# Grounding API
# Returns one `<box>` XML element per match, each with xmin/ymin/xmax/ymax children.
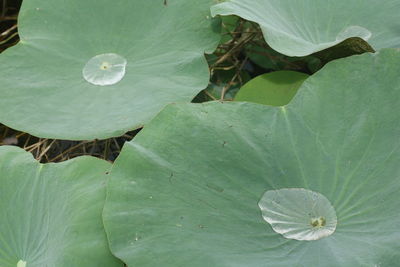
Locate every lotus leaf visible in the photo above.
<box><xmin>0</xmin><ymin>0</ymin><xmax>220</xmax><ymax>140</ymax></box>
<box><xmin>235</xmin><ymin>71</ymin><xmax>309</xmax><ymax>106</ymax></box>
<box><xmin>103</xmin><ymin>49</ymin><xmax>400</xmax><ymax>266</ymax></box>
<box><xmin>211</xmin><ymin>0</ymin><xmax>400</xmax><ymax>56</ymax></box>
<box><xmin>0</xmin><ymin>146</ymin><xmax>122</xmax><ymax>267</ymax></box>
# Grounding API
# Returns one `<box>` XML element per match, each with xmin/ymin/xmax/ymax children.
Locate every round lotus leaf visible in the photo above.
<box><xmin>211</xmin><ymin>0</ymin><xmax>400</xmax><ymax>56</ymax></box>
<box><xmin>103</xmin><ymin>49</ymin><xmax>400</xmax><ymax>266</ymax></box>
<box><xmin>0</xmin><ymin>146</ymin><xmax>123</xmax><ymax>267</ymax></box>
<box><xmin>235</xmin><ymin>71</ymin><xmax>309</xmax><ymax>106</ymax></box>
<box><xmin>0</xmin><ymin>0</ymin><xmax>220</xmax><ymax>140</ymax></box>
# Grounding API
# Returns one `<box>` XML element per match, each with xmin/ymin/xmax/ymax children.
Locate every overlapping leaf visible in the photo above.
<box><xmin>235</xmin><ymin>71</ymin><xmax>309</xmax><ymax>106</ymax></box>
<box><xmin>103</xmin><ymin>49</ymin><xmax>400</xmax><ymax>266</ymax></box>
<box><xmin>0</xmin><ymin>0</ymin><xmax>220</xmax><ymax>139</ymax></box>
<box><xmin>0</xmin><ymin>146</ymin><xmax>122</xmax><ymax>267</ymax></box>
<box><xmin>211</xmin><ymin>0</ymin><xmax>400</xmax><ymax>56</ymax></box>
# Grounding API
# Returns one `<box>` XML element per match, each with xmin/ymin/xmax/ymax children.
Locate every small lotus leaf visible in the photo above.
<box><xmin>235</xmin><ymin>71</ymin><xmax>309</xmax><ymax>106</ymax></box>
<box><xmin>0</xmin><ymin>146</ymin><xmax>122</xmax><ymax>267</ymax></box>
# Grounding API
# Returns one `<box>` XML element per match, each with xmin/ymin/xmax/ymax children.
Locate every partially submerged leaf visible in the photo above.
<box><xmin>103</xmin><ymin>49</ymin><xmax>400</xmax><ymax>266</ymax></box>
<box><xmin>0</xmin><ymin>0</ymin><xmax>220</xmax><ymax>140</ymax></box>
<box><xmin>235</xmin><ymin>71</ymin><xmax>309</xmax><ymax>106</ymax></box>
<box><xmin>0</xmin><ymin>146</ymin><xmax>122</xmax><ymax>267</ymax></box>
<box><xmin>211</xmin><ymin>0</ymin><xmax>400</xmax><ymax>56</ymax></box>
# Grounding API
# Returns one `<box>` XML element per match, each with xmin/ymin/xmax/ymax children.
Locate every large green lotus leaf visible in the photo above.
<box><xmin>0</xmin><ymin>0</ymin><xmax>220</xmax><ymax>140</ymax></box>
<box><xmin>0</xmin><ymin>146</ymin><xmax>122</xmax><ymax>267</ymax></box>
<box><xmin>211</xmin><ymin>0</ymin><xmax>400</xmax><ymax>56</ymax></box>
<box><xmin>235</xmin><ymin>71</ymin><xmax>309</xmax><ymax>106</ymax></box>
<box><xmin>103</xmin><ymin>49</ymin><xmax>400</xmax><ymax>266</ymax></box>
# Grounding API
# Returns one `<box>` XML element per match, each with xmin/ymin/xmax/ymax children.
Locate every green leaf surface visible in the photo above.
<box><xmin>0</xmin><ymin>146</ymin><xmax>122</xmax><ymax>267</ymax></box>
<box><xmin>211</xmin><ymin>0</ymin><xmax>400</xmax><ymax>56</ymax></box>
<box><xmin>0</xmin><ymin>0</ymin><xmax>220</xmax><ymax>140</ymax></box>
<box><xmin>235</xmin><ymin>71</ymin><xmax>309</xmax><ymax>106</ymax></box>
<box><xmin>103</xmin><ymin>49</ymin><xmax>400</xmax><ymax>266</ymax></box>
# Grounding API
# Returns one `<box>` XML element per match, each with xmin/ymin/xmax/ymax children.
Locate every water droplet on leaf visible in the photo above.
<box><xmin>83</xmin><ymin>53</ymin><xmax>127</xmax><ymax>86</ymax></box>
<box><xmin>17</xmin><ymin>260</ymin><xmax>27</xmax><ymax>267</ymax></box>
<box><xmin>258</xmin><ymin>188</ymin><xmax>337</xmax><ymax>241</ymax></box>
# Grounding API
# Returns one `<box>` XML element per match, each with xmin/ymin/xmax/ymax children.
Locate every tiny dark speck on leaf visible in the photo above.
<box><xmin>206</xmin><ymin>183</ymin><xmax>224</xmax><ymax>193</ymax></box>
<box><xmin>105</xmin><ymin>171</ymin><xmax>109</xmax><ymax>175</ymax></box>
<box><xmin>222</xmin><ymin>141</ymin><xmax>227</xmax><ymax>147</ymax></box>
<box><xmin>164</xmin><ymin>0</ymin><xmax>167</xmax><ymax>6</ymax></box>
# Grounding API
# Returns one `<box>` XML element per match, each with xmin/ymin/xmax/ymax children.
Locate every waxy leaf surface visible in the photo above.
<box><xmin>0</xmin><ymin>146</ymin><xmax>122</xmax><ymax>267</ymax></box>
<box><xmin>103</xmin><ymin>49</ymin><xmax>400</xmax><ymax>266</ymax></box>
<box><xmin>0</xmin><ymin>0</ymin><xmax>219</xmax><ymax>139</ymax></box>
<box><xmin>212</xmin><ymin>0</ymin><xmax>400</xmax><ymax>56</ymax></box>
